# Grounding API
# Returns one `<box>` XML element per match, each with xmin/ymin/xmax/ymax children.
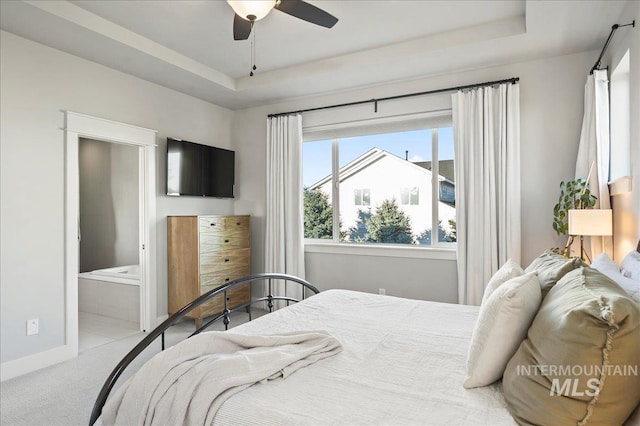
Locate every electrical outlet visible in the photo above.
<box><xmin>378</xmin><ymin>288</ymin><xmax>386</xmax><ymax>295</ymax></box>
<box><xmin>26</xmin><ymin>318</ymin><xmax>39</xmax><ymax>336</ymax></box>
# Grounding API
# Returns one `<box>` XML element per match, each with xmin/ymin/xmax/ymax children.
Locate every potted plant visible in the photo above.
<box><xmin>552</xmin><ymin>178</ymin><xmax>597</xmax><ymax>256</ymax></box>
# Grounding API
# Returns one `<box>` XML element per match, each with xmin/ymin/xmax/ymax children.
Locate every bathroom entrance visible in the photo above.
<box><xmin>77</xmin><ymin>138</ymin><xmax>140</xmax><ymax>351</ymax></box>
<box><xmin>64</xmin><ymin>111</ymin><xmax>157</xmax><ymax>358</ymax></box>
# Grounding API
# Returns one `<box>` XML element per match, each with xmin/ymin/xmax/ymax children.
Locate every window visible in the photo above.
<box><xmin>610</xmin><ymin>50</ymin><xmax>630</xmax><ymax>180</ymax></box>
<box><xmin>302</xmin><ymin>139</ymin><xmax>334</xmax><ymax>239</ymax></box>
<box><xmin>303</xmin><ymin>119</ymin><xmax>455</xmax><ymax>247</ymax></box>
<box><xmin>355</xmin><ymin>189</ymin><xmax>371</xmax><ymax>206</ymax></box>
<box><xmin>401</xmin><ymin>187</ymin><xmax>419</xmax><ymax>205</ymax></box>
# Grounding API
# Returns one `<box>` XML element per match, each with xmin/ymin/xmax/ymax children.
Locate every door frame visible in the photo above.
<box><xmin>64</xmin><ymin>111</ymin><xmax>157</xmax><ymax>355</ymax></box>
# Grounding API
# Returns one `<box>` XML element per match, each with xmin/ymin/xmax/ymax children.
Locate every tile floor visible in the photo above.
<box><xmin>78</xmin><ymin>311</ymin><xmax>141</xmax><ymax>353</ymax></box>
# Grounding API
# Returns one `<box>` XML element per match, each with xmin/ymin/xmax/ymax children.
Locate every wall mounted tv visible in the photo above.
<box><xmin>166</xmin><ymin>138</ymin><xmax>235</xmax><ymax>198</ymax></box>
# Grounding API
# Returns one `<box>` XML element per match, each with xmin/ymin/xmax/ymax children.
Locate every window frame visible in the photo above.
<box><xmin>354</xmin><ymin>188</ymin><xmax>371</xmax><ymax>206</ymax></box>
<box><xmin>401</xmin><ymin>187</ymin><xmax>419</xmax><ymax>205</ymax></box>
<box><xmin>303</xmin><ymin>111</ymin><xmax>456</xmax><ymax>252</ymax></box>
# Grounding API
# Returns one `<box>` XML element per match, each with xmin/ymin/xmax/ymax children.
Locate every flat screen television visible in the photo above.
<box><xmin>166</xmin><ymin>138</ymin><xmax>235</xmax><ymax>198</ymax></box>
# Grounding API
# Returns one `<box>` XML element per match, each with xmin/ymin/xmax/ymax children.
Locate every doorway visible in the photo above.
<box><xmin>64</xmin><ymin>111</ymin><xmax>157</xmax><ymax>357</ymax></box>
<box><xmin>77</xmin><ymin>138</ymin><xmax>141</xmax><ymax>351</ymax></box>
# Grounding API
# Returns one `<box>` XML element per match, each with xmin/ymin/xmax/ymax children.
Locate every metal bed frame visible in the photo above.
<box><xmin>88</xmin><ymin>273</ymin><xmax>319</xmax><ymax>426</ymax></box>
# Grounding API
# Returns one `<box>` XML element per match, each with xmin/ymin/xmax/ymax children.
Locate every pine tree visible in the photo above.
<box><xmin>446</xmin><ymin>219</ymin><xmax>457</xmax><ymax>242</ymax></box>
<box><xmin>416</xmin><ymin>221</ymin><xmax>450</xmax><ymax>245</ymax></box>
<box><xmin>347</xmin><ymin>209</ymin><xmax>372</xmax><ymax>242</ymax></box>
<box><xmin>303</xmin><ymin>188</ymin><xmax>333</xmax><ymax>239</ymax></box>
<box><xmin>365</xmin><ymin>199</ymin><xmax>414</xmax><ymax>244</ymax></box>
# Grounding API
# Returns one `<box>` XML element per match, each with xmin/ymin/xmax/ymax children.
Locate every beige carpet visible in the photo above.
<box><xmin>0</xmin><ymin>311</ymin><xmax>259</xmax><ymax>426</ymax></box>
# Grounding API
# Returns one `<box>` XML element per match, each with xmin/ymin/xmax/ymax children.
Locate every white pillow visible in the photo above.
<box><xmin>592</xmin><ymin>252</ymin><xmax>640</xmax><ymax>303</ymax></box>
<box><xmin>621</xmin><ymin>250</ymin><xmax>640</xmax><ymax>281</ymax></box>
<box><xmin>591</xmin><ymin>252</ymin><xmax>620</xmax><ymax>274</ymax></box>
<box><xmin>481</xmin><ymin>259</ymin><xmax>524</xmax><ymax>305</ymax></box>
<box><xmin>464</xmin><ymin>272</ymin><xmax>541</xmax><ymax>389</ymax></box>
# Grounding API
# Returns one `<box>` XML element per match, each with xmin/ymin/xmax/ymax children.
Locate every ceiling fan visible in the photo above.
<box><xmin>227</xmin><ymin>0</ymin><xmax>339</xmax><ymax>41</ymax></box>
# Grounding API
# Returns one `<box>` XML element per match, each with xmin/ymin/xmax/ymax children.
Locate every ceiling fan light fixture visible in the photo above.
<box><xmin>227</xmin><ymin>0</ymin><xmax>276</xmax><ymax>22</ymax></box>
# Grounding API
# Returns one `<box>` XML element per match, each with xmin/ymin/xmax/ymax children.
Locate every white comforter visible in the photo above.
<box><xmin>101</xmin><ymin>331</ymin><xmax>342</xmax><ymax>426</ymax></box>
<box><xmin>213</xmin><ymin>289</ymin><xmax>516</xmax><ymax>425</ymax></box>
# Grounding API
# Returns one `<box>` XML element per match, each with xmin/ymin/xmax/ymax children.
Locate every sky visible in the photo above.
<box><xmin>303</xmin><ymin>127</ymin><xmax>454</xmax><ymax>187</ymax></box>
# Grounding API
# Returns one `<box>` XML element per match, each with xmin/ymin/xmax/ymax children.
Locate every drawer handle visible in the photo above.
<box><xmin>236</xmin><ymin>222</ymin><xmax>240</xmax><ymax>225</ymax></box>
<box><xmin>225</xmin><ymin>278</ymin><xmax>230</xmax><ymax>282</ymax></box>
<box><xmin>210</xmin><ymin>223</ymin><xmax>216</xmax><ymax>227</ymax></box>
<box><xmin>225</xmin><ymin>258</ymin><xmax>230</xmax><ymax>262</ymax></box>
<box><xmin>226</xmin><ymin>297</ymin><xmax>230</xmax><ymax>301</ymax></box>
<box><xmin>224</xmin><ymin>239</ymin><xmax>230</xmax><ymax>243</ymax></box>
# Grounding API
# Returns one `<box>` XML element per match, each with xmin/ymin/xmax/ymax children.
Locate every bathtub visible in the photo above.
<box><xmin>82</xmin><ymin>264</ymin><xmax>140</xmax><ymax>285</ymax></box>
<box><xmin>79</xmin><ymin>265</ymin><xmax>140</xmax><ymax>324</ymax></box>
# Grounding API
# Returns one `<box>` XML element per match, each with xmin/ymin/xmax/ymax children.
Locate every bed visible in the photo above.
<box><xmin>209</xmin><ymin>289</ymin><xmax>514</xmax><ymax>425</ymax></box>
<box><xmin>90</xmin><ymin>250</ymin><xmax>640</xmax><ymax>426</ymax></box>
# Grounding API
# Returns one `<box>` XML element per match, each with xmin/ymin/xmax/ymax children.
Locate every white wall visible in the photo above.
<box><xmin>603</xmin><ymin>1</ymin><xmax>640</xmax><ymax>261</ymax></box>
<box><xmin>79</xmin><ymin>138</ymin><xmax>139</xmax><ymax>272</ymax></box>
<box><xmin>0</xmin><ymin>31</ymin><xmax>235</xmax><ymax>364</ymax></box>
<box><xmin>233</xmin><ymin>50</ymin><xmax>596</xmax><ymax>301</ymax></box>
<box><xmin>110</xmin><ymin>140</ymin><xmax>141</xmax><ymax>267</ymax></box>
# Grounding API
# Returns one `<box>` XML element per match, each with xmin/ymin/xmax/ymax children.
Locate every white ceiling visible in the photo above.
<box><xmin>0</xmin><ymin>0</ymin><xmax>629</xmax><ymax>110</ymax></box>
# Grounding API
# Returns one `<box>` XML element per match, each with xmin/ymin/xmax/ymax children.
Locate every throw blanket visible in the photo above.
<box><xmin>102</xmin><ymin>330</ymin><xmax>342</xmax><ymax>426</ymax></box>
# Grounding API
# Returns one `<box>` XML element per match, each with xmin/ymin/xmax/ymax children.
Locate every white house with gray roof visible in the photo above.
<box><xmin>309</xmin><ymin>148</ymin><xmax>456</xmax><ymax>241</ymax></box>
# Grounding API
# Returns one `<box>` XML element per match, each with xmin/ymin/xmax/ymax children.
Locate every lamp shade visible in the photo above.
<box><xmin>227</xmin><ymin>1</ymin><xmax>276</xmax><ymax>21</ymax></box>
<box><xmin>568</xmin><ymin>209</ymin><xmax>612</xmax><ymax>236</ymax></box>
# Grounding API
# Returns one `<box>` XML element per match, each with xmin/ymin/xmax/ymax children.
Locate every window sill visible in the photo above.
<box><xmin>304</xmin><ymin>242</ymin><xmax>456</xmax><ymax>260</ymax></box>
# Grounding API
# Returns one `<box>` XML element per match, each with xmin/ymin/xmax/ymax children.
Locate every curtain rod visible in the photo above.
<box><xmin>590</xmin><ymin>20</ymin><xmax>635</xmax><ymax>74</ymax></box>
<box><xmin>267</xmin><ymin>77</ymin><xmax>519</xmax><ymax>118</ymax></box>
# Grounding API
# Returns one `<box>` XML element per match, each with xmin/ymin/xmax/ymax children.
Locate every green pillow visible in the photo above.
<box><xmin>525</xmin><ymin>251</ymin><xmax>582</xmax><ymax>298</ymax></box>
<box><xmin>503</xmin><ymin>267</ymin><xmax>640</xmax><ymax>425</ymax></box>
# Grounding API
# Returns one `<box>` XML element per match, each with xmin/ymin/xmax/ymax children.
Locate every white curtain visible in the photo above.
<box><xmin>452</xmin><ymin>83</ymin><xmax>521</xmax><ymax>305</ymax></box>
<box><xmin>574</xmin><ymin>69</ymin><xmax>612</xmax><ymax>258</ymax></box>
<box><xmin>265</xmin><ymin>114</ymin><xmax>305</xmax><ymax>305</ymax></box>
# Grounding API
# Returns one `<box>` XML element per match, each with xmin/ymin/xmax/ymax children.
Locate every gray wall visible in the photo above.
<box><xmin>306</xmin><ymin>252</ymin><xmax>458</xmax><ymax>303</ymax></box>
<box><xmin>233</xmin><ymin>50</ymin><xmax>596</xmax><ymax>302</ymax></box>
<box><xmin>0</xmin><ymin>31</ymin><xmax>235</xmax><ymax>363</ymax></box>
<box><xmin>79</xmin><ymin>138</ymin><xmax>139</xmax><ymax>272</ymax></box>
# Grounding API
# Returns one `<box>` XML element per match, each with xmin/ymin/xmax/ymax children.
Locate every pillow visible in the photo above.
<box><xmin>503</xmin><ymin>267</ymin><xmax>640</xmax><ymax>425</ymax></box>
<box><xmin>591</xmin><ymin>252</ymin><xmax>620</xmax><ymax>275</ymax></box>
<box><xmin>592</xmin><ymin>252</ymin><xmax>640</xmax><ymax>303</ymax></box>
<box><xmin>525</xmin><ymin>250</ymin><xmax>581</xmax><ymax>298</ymax></box>
<box><xmin>464</xmin><ymin>272</ymin><xmax>541</xmax><ymax>389</ymax></box>
<box><xmin>621</xmin><ymin>250</ymin><xmax>640</xmax><ymax>281</ymax></box>
<box><xmin>481</xmin><ymin>259</ymin><xmax>524</xmax><ymax>305</ymax></box>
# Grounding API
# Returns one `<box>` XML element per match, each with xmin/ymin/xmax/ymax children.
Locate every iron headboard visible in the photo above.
<box><xmin>89</xmin><ymin>273</ymin><xmax>319</xmax><ymax>426</ymax></box>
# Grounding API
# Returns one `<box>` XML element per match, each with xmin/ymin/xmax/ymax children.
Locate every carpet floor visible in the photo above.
<box><xmin>1</xmin><ymin>310</ymin><xmax>259</xmax><ymax>426</ymax></box>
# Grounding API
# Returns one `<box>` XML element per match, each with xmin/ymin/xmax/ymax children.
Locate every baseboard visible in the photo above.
<box><xmin>0</xmin><ymin>344</ymin><xmax>76</xmax><ymax>382</ymax></box>
<box><xmin>154</xmin><ymin>314</ymin><xmax>168</xmax><ymax>329</ymax></box>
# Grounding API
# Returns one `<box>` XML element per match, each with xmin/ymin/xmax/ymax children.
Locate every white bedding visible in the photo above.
<box><xmin>212</xmin><ymin>289</ymin><xmax>516</xmax><ymax>425</ymax></box>
<box><xmin>102</xmin><ymin>331</ymin><xmax>342</xmax><ymax>425</ymax></box>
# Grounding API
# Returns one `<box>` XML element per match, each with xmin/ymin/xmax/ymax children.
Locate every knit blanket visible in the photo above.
<box><xmin>101</xmin><ymin>330</ymin><xmax>342</xmax><ymax>426</ymax></box>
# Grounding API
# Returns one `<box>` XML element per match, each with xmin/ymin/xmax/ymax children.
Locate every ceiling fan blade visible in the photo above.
<box><xmin>233</xmin><ymin>14</ymin><xmax>253</xmax><ymax>40</ymax></box>
<box><xmin>275</xmin><ymin>0</ymin><xmax>338</xmax><ymax>28</ymax></box>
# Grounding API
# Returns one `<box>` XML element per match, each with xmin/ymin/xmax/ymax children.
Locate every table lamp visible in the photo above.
<box><xmin>567</xmin><ymin>209</ymin><xmax>612</xmax><ymax>262</ymax></box>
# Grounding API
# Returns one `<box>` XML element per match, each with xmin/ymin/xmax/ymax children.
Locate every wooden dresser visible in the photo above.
<box><xmin>167</xmin><ymin>215</ymin><xmax>251</xmax><ymax>328</ymax></box>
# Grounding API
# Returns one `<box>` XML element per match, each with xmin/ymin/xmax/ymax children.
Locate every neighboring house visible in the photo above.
<box><xmin>309</xmin><ymin>148</ymin><xmax>456</xmax><ymax>240</ymax></box>
<box><xmin>415</xmin><ymin>160</ymin><xmax>456</xmax><ymax>205</ymax></box>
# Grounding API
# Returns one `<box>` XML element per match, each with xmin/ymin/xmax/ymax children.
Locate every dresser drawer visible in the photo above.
<box><xmin>200</xmin><ymin>266</ymin><xmax>249</xmax><ymax>292</ymax></box>
<box><xmin>199</xmin><ymin>215</ymin><xmax>250</xmax><ymax>234</ymax></box>
<box><xmin>199</xmin><ymin>231</ymin><xmax>250</xmax><ymax>253</ymax></box>
<box><xmin>199</xmin><ymin>248</ymin><xmax>250</xmax><ymax>275</ymax></box>
<box><xmin>199</xmin><ymin>284</ymin><xmax>251</xmax><ymax>317</ymax></box>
